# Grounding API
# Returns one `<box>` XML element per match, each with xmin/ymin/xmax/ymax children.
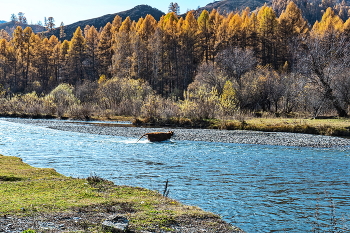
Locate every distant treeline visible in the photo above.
<box><xmin>0</xmin><ymin>2</ymin><xmax>350</xmax><ymax>120</ymax></box>
<box><xmin>272</xmin><ymin>0</ymin><xmax>350</xmax><ymax>24</ymax></box>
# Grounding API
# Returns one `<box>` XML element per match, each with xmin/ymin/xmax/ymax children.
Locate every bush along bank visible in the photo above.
<box><xmin>1</xmin><ymin>82</ymin><xmax>350</xmax><ymax>138</ymax></box>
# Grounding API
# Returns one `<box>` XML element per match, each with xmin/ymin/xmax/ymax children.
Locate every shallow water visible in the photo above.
<box><xmin>0</xmin><ymin>119</ymin><xmax>349</xmax><ymax>232</ymax></box>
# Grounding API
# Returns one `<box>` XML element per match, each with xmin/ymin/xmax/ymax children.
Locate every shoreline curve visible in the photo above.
<box><xmin>2</xmin><ymin>118</ymin><xmax>350</xmax><ymax>148</ymax></box>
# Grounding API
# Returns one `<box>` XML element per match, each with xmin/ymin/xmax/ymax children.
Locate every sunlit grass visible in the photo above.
<box><xmin>0</xmin><ymin>156</ymin><xmax>105</xmax><ymax>214</ymax></box>
<box><xmin>0</xmin><ymin>155</ymin><xmax>232</xmax><ymax>231</ymax></box>
<box><xmin>206</xmin><ymin>117</ymin><xmax>350</xmax><ymax>136</ymax></box>
<box><xmin>243</xmin><ymin>118</ymin><xmax>350</xmax><ymax>136</ymax></box>
<box><xmin>246</xmin><ymin>117</ymin><xmax>350</xmax><ymax>127</ymax></box>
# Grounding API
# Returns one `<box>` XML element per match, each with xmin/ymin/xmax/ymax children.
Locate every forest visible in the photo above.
<box><xmin>1</xmin><ymin>1</ymin><xmax>350</xmax><ymax>123</ymax></box>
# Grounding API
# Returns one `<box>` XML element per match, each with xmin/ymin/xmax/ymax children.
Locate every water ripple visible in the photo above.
<box><xmin>0</xmin><ymin>119</ymin><xmax>349</xmax><ymax>232</ymax></box>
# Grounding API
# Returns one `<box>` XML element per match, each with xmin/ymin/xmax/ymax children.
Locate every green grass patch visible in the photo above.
<box><xmin>0</xmin><ymin>155</ymin><xmax>232</xmax><ymax>232</ymax></box>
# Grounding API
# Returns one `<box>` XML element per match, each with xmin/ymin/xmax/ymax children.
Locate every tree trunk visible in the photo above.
<box><xmin>315</xmin><ymin>68</ymin><xmax>348</xmax><ymax>117</ymax></box>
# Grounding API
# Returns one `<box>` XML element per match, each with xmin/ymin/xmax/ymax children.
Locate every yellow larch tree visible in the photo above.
<box><xmin>311</xmin><ymin>7</ymin><xmax>344</xmax><ymax>36</ymax></box>
<box><xmin>278</xmin><ymin>1</ymin><xmax>309</xmax><ymax>69</ymax></box>
<box><xmin>85</xmin><ymin>26</ymin><xmax>99</xmax><ymax>80</ymax></box>
<box><xmin>112</xmin><ymin>17</ymin><xmax>134</xmax><ymax>78</ymax></box>
<box><xmin>227</xmin><ymin>13</ymin><xmax>243</xmax><ymax>47</ymax></box>
<box><xmin>67</xmin><ymin>27</ymin><xmax>86</xmax><ymax>83</ymax></box>
<box><xmin>257</xmin><ymin>5</ymin><xmax>279</xmax><ymax>67</ymax></box>
<box><xmin>97</xmin><ymin>22</ymin><xmax>113</xmax><ymax>78</ymax></box>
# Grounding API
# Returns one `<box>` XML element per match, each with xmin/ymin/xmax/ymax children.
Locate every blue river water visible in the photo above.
<box><xmin>0</xmin><ymin>119</ymin><xmax>349</xmax><ymax>232</ymax></box>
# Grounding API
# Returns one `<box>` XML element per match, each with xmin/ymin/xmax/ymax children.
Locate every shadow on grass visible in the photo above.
<box><xmin>0</xmin><ymin>175</ymin><xmax>22</xmax><ymax>181</ymax></box>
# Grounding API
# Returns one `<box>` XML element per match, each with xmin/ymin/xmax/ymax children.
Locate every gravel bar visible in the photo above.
<box><xmin>2</xmin><ymin>118</ymin><xmax>350</xmax><ymax>148</ymax></box>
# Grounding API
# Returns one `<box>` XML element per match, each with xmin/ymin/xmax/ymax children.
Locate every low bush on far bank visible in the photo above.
<box><xmin>1</xmin><ymin>80</ymin><xmax>350</xmax><ymax>137</ymax></box>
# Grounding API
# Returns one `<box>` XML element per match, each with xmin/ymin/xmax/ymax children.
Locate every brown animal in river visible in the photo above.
<box><xmin>137</xmin><ymin>131</ymin><xmax>174</xmax><ymax>142</ymax></box>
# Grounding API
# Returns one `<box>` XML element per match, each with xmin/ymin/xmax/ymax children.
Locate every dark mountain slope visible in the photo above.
<box><xmin>200</xmin><ymin>0</ymin><xmax>270</xmax><ymax>13</ymax></box>
<box><xmin>49</xmin><ymin>5</ymin><xmax>164</xmax><ymax>40</ymax></box>
<box><xmin>0</xmin><ymin>21</ymin><xmax>45</xmax><ymax>33</ymax></box>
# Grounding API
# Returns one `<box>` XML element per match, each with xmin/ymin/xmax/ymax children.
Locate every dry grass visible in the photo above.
<box><xmin>244</xmin><ymin>118</ymin><xmax>350</xmax><ymax>136</ymax></box>
<box><xmin>210</xmin><ymin>117</ymin><xmax>350</xmax><ymax>136</ymax></box>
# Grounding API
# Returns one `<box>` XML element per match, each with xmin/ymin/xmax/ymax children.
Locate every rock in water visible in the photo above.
<box><xmin>102</xmin><ymin>215</ymin><xmax>129</xmax><ymax>233</ymax></box>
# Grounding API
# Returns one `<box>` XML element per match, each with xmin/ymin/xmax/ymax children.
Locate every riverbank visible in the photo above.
<box><xmin>0</xmin><ymin>155</ymin><xmax>242</xmax><ymax>232</ymax></box>
<box><xmin>2</xmin><ymin>118</ymin><xmax>350</xmax><ymax>148</ymax></box>
<box><xmin>133</xmin><ymin>116</ymin><xmax>350</xmax><ymax>137</ymax></box>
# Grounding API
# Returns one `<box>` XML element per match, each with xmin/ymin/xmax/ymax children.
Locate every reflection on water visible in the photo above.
<box><xmin>0</xmin><ymin>119</ymin><xmax>349</xmax><ymax>232</ymax></box>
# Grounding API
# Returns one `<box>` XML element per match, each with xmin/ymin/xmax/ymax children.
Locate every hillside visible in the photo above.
<box><xmin>0</xmin><ymin>20</ymin><xmax>6</xmax><ymax>24</ymax></box>
<box><xmin>200</xmin><ymin>0</ymin><xmax>270</xmax><ymax>13</ymax></box>
<box><xmin>0</xmin><ymin>21</ymin><xmax>45</xmax><ymax>33</ymax></box>
<box><xmin>0</xmin><ymin>1</ymin><xmax>273</xmax><ymax>40</ymax></box>
<box><xmin>48</xmin><ymin>4</ymin><xmax>164</xmax><ymax>40</ymax></box>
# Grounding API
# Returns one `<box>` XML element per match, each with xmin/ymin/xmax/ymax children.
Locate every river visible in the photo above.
<box><xmin>0</xmin><ymin>118</ymin><xmax>349</xmax><ymax>232</ymax></box>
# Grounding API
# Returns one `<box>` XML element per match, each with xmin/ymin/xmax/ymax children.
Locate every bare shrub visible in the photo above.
<box><xmin>47</xmin><ymin>84</ymin><xmax>79</xmax><ymax>117</ymax></box>
<box><xmin>141</xmin><ymin>94</ymin><xmax>180</xmax><ymax>119</ymax></box>
<box><xmin>68</xmin><ymin>104</ymin><xmax>93</xmax><ymax>120</ymax></box>
<box><xmin>280</xmin><ymin>73</ymin><xmax>306</xmax><ymax>114</ymax></box>
<box><xmin>97</xmin><ymin>77</ymin><xmax>153</xmax><ymax>116</ymax></box>
<box><xmin>295</xmin><ymin>32</ymin><xmax>350</xmax><ymax>117</ymax></box>
<box><xmin>216</xmin><ymin>47</ymin><xmax>257</xmax><ymax>88</ymax></box>
<box><xmin>195</xmin><ymin>63</ymin><xmax>227</xmax><ymax>95</ymax></box>
<box><xmin>75</xmin><ymin>81</ymin><xmax>98</xmax><ymax>103</ymax></box>
<box><xmin>180</xmin><ymin>87</ymin><xmax>220</xmax><ymax>119</ymax></box>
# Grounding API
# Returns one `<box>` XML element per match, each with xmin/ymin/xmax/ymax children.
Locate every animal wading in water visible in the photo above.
<box><xmin>137</xmin><ymin>131</ymin><xmax>174</xmax><ymax>142</ymax></box>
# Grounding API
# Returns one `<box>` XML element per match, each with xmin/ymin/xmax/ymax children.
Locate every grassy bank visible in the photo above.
<box><xmin>0</xmin><ymin>155</ymin><xmax>240</xmax><ymax>232</ymax></box>
<box><xmin>134</xmin><ymin>117</ymin><xmax>350</xmax><ymax>137</ymax></box>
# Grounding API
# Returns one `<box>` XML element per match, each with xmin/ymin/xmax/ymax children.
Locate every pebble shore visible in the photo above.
<box><xmin>3</xmin><ymin>118</ymin><xmax>350</xmax><ymax>148</ymax></box>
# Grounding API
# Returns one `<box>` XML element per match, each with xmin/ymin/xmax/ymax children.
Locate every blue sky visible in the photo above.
<box><xmin>1</xmin><ymin>0</ymin><xmax>210</xmax><ymax>25</ymax></box>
